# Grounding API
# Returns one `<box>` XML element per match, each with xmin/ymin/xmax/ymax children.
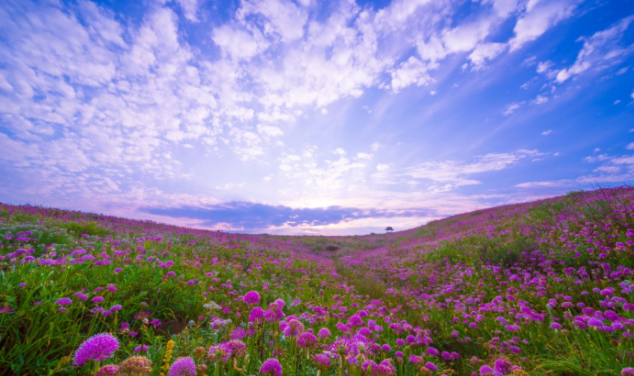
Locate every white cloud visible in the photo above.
<box><xmin>584</xmin><ymin>154</ymin><xmax>610</xmax><ymax>162</ymax></box>
<box><xmin>468</xmin><ymin>43</ymin><xmax>507</xmax><ymax>70</ymax></box>
<box><xmin>175</xmin><ymin>0</ymin><xmax>200</xmax><ymax>22</ymax></box>
<box><xmin>556</xmin><ymin>15</ymin><xmax>634</xmax><ymax>82</ymax></box>
<box><xmin>430</xmin><ymin>90</ymin><xmax>436</xmax><ymax>95</ymax></box>
<box><xmin>537</xmin><ymin>60</ymin><xmax>554</xmax><ymax>73</ymax></box>
<box><xmin>614</xmin><ymin>100</ymin><xmax>621</xmax><ymax>105</ymax></box>
<box><xmin>515</xmin><ymin>180</ymin><xmax>571</xmax><ymax>188</ymax></box>
<box><xmin>510</xmin><ymin>0</ymin><xmax>580</xmax><ymax>51</ymax></box>
<box><xmin>627</xmin><ymin>142</ymin><xmax>634</xmax><ymax>150</ymax></box>
<box><xmin>333</xmin><ymin>148</ymin><xmax>346</xmax><ymax>156</ymax></box>
<box><xmin>631</xmin><ymin>89</ymin><xmax>634</xmax><ymax>99</ymax></box>
<box><xmin>356</xmin><ymin>152</ymin><xmax>373</xmax><ymax>160</ymax></box>
<box><xmin>541</xmin><ymin>129</ymin><xmax>552</xmax><ymax>135</ymax></box>
<box><xmin>502</xmin><ymin>101</ymin><xmax>525</xmax><ymax>116</ymax></box>
<box><xmin>371</xmin><ymin>142</ymin><xmax>382</xmax><ymax>151</ymax></box>
<box><xmin>257</xmin><ymin>124</ymin><xmax>284</xmax><ymax>138</ymax></box>
<box><xmin>390</xmin><ymin>57</ymin><xmax>434</xmax><ymax>93</ymax></box>
<box><xmin>376</xmin><ymin>163</ymin><xmax>390</xmax><ymax>171</ymax></box>
<box><xmin>533</xmin><ymin>95</ymin><xmax>549</xmax><ymax>105</ymax></box>
<box><xmin>237</xmin><ymin>0</ymin><xmax>307</xmax><ymax>42</ymax></box>
<box><xmin>404</xmin><ymin>151</ymin><xmax>541</xmax><ymax>190</ymax></box>
<box><xmin>212</xmin><ymin>25</ymin><xmax>269</xmax><ymax>61</ymax></box>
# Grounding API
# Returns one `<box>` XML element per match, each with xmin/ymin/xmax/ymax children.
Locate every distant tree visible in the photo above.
<box><xmin>386</xmin><ymin>226</ymin><xmax>394</xmax><ymax>233</ymax></box>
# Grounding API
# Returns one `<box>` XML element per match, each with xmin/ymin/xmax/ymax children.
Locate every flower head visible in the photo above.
<box><xmin>168</xmin><ymin>357</ymin><xmax>196</xmax><ymax>376</ymax></box>
<box><xmin>313</xmin><ymin>354</ymin><xmax>333</xmax><ymax>370</ymax></box>
<box><xmin>118</xmin><ymin>356</ymin><xmax>152</xmax><ymax>376</ymax></box>
<box><xmin>73</xmin><ymin>333</ymin><xmax>120</xmax><ymax>366</ymax></box>
<box><xmin>56</xmin><ymin>298</ymin><xmax>72</xmax><ymax>306</ymax></box>
<box><xmin>260</xmin><ymin>358</ymin><xmax>282</xmax><ymax>376</ymax></box>
<box><xmin>94</xmin><ymin>365</ymin><xmax>120</xmax><ymax>376</ymax></box>
<box><xmin>244</xmin><ymin>291</ymin><xmax>261</xmax><ymax>305</ymax></box>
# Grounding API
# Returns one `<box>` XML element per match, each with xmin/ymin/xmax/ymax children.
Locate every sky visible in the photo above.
<box><xmin>0</xmin><ymin>0</ymin><xmax>633</xmax><ymax>235</ymax></box>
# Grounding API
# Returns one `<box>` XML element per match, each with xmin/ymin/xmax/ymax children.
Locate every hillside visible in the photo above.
<box><xmin>1</xmin><ymin>187</ymin><xmax>633</xmax><ymax>375</ymax></box>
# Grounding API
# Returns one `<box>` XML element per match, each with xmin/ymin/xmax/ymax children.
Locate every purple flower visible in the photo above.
<box><xmin>317</xmin><ymin>328</ymin><xmax>331</xmax><ymax>339</ymax></box>
<box><xmin>622</xmin><ymin>368</ymin><xmax>634</xmax><ymax>376</ymax></box>
<box><xmin>494</xmin><ymin>359</ymin><xmax>512</xmax><ymax>374</ymax></box>
<box><xmin>94</xmin><ymin>364</ymin><xmax>120</xmax><ymax>376</ymax></box>
<box><xmin>56</xmin><ymin>298</ymin><xmax>73</xmax><ymax>306</ymax></box>
<box><xmin>588</xmin><ymin>318</ymin><xmax>603</xmax><ymax>328</ymax></box>
<box><xmin>226</xmin><ymin>340</ymin><xmax>247</xmax><ymax>358</ymax></box>
<box><xmin>312</xmin><ymin>354</ymin><xmax>333</xmax><ymax>370</ymax></box>
<box><xmin>249</xmin><ymin>307</ymin><xmax>265</xmax><ymax>323</ymax></box>
<box><xmin>73</xmin><ymin>292</ymin><xmax>89</xmax><ymax>301</ymax></box>
<box><xmin>426</xmin><ymin>347</ymin><xmax>439</xmax><ymax>356</ymax></box>
<box><xmin>113</xmin><ymin>268</ymin><xmax>123</xmax><ymax>273</ymax></box>
<box><xmin>231</xmin><ymin>327</ymin><xmax>246</xmax><ymax>340</ymax></box>
<box><xmin>73</xmin><ymin>333</ymin><xmax>120</xmax><ymax>366</ymax></box>
<box><xmin>134</xmin><ymin>345</ymin><xmax>149</xmax><ymax>352</ymax></box>
<box><xmin>208</xmin><ymin>343</ymin><xmax>231</xmax><ymax>362</ymax></box>
<box><xmin>110</xmin><ymin>304</ymin><xmax>123</xmax><ymax>312</ymax></box>
<box><xmin>425</xmin><ymin>362</ymin><xmax>438</xmax><ymax>372</ymax></box>
<box><xmin>259</xmin><ymin>358</ymin><xmax>282</xmax><ymax>376</ymax></box>
<box><xmin>91</xmin><ymin>296</ymin><xmax>104</xmax><ymax>304</ymax></box>
<box><xmin>550</xmin><ymin>322</ymin><xmax>562</xmax><ymax>330</ymax></box>
<box><xmin>479</xmin><ymin>365</ymin><xmax>495</xmax><ymax>375</ymax></box>
<box><xmin>244</xmin><ymin>291</ymin><xmax>260</xmax><ymax>305</ymax></box>
<box><xmin>169</xmin><ymin>357</ymin><xmax>196</xmax><ymax>376</ymax></box>
<box><xmin>297</xmin><ymin>332</ymin><xmax>318</xmax><ymax>349</ymax></box>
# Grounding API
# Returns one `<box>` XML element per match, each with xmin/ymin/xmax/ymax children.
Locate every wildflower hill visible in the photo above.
<box><xmin>1</xmin><ymin>187</ymin><xmax>633</xmax><ymax>376</ymax></box>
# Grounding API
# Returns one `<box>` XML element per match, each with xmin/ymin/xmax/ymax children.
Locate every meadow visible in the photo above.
<box><xmin>1</xmin><ymin>187</ymin><xmax>633</xmax><ymax>376</ymax></box>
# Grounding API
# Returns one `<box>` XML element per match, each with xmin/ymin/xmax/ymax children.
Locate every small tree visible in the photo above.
<box><xmin>385</xmin><ymin>226</ymin><xmax>394</xmax><ymax>233</ymax></box>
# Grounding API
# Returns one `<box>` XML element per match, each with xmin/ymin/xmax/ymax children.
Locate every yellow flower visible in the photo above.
<box><xmin>160</xmin><ymin>340</ymin><xmax>175</xmax><ymax>374</ymax></box>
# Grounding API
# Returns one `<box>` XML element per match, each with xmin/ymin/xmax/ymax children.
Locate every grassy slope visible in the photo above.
<box><xmin>0</xmin><ymin>187</ymin><xmax>633</xmax><ymax>375</ymax></box>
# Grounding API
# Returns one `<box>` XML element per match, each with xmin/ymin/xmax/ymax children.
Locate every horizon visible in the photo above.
<box><xmin>1</xmin><ymin>0</ymin><xmax>634</xmax><ymax>235</ymax></box>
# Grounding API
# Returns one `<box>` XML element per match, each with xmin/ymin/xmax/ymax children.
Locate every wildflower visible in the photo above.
<box><xmin>622</xmin><ymin>368</ymin><xmax>634</xmax><ymax>376</ymax></box>
<box><xmin>168</xmin><ymin>357</ymin><xmax>196</xmax><ymax>376</ymax></box>
<box><xmin>313</xmin><ymin>354</ymin><xmax>333</xmax><ymax>370</ymax></box>
<box><xmin>426</xmin><ymin>347</ymin><xmax>439</xmax><ymax>356</ymax></box>
<box><xmin>72</xmin><ymin>333</ymin><xmax>120</xmax><ymax>366</ymax></box>
<box><xmin>208</xmin><ymin>343</ymin><xmax>231</xmax><ymax>362</ymax></box>
<box><xmin>297</xmin><ymin>332</ymin><xmax>318</xmax><ymax>349</ymax></box>
<box><xmin>259</xmin><ymin>358</ymin><xmax>283</xmax><ymax>376</ymax></box>
<box><xmin>56</xmin><ymin>298</ymin><xmax>72</xmax><ymax>306</ymax></box>
<box><xmin>244</xmin><ymin>290</ymin><xmax>260</xmax><ymax>305</ymax></box>
<box><xmin>231</xmin><ymin>327</ymin><xmax>246</xmax><ymax>340</ymax></box>
<box><xmin>550</xmin><ymin>322</ymin><xmax>562</xmax><ymax>330</ymax></box>
<box><xmin>160</xmin><ymin>340</ymin><xmax>175</xmax><ymax>376</ymax></box>
<box><xmin>317</xmin><ymin>327</ymin><xmax>331</xmax><ymax>339</ymax></box>
<box><xmin>203</xmin><ymin>301</ymin><xmax>222</xmax><ymax>310</ymax></box>
<box><xmin>134</xmin><ymin>345</ymin><xmax>149</xmax><ymax>352</ymax></box>
<box><xmin>119</xmin><ymin>356</ymin><xmax>152</xmax><ymax>376</ymax></box>
<box><xmin>425</xmin><ymin>362</ymin><xmax>437</xmax><ymax>372</ymax></box>
<box><xmin>94</xmin><ymin>365</ymin><xmax>120</xmax><ymax>376</ymax></box>
<box><xmin>110</xmin><ymin>304</ymin><xmax>123</xmax><ymax>312</ymax></box>
<box><xmin>91</xmin><ymin>296</ymin><xmax>104</xmax><ymax>304</ymax></box>
<box><xmin>73</xmin><ymin>292</ymin><xmax>89</xmax><ymax>301</ymax></box>
<box><xmin>249</xmin><ymin>307</ymin><xmax>265</xmax><ymax>323</ymax></box>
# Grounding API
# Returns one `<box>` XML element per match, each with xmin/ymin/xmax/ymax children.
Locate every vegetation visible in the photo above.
<box><xmin>1</xmin><ymin>187</ymin><xmax>633</xmax><ymax>375</ymax></box>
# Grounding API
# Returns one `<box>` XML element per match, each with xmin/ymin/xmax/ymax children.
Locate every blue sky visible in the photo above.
<box><xmin>0</xmin><ymin>0</ymin><xmax>633</xmax><ymax>235</ymax></box>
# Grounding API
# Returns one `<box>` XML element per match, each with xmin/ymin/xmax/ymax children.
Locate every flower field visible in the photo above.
<box><xmin>1</xmin><ymin>187</ymin><xmax>634</xmax><ymax>376</ymax></box>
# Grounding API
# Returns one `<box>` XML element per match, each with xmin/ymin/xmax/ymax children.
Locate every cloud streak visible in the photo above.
<box><xmin>142</xmin><ymin>201</ymin><xmax>437</xmax><ymax>232</ymax></box>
